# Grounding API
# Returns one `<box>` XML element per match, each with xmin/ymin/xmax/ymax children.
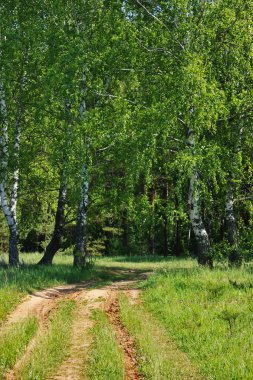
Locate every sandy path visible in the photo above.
<box><xmin>106</xmin><ymin>292</ymin><xmax>141</xmax><ymax>380</ymax></box>
<box><xmin>50</xmin><ymin>279</ymin><xmax>142</xmax><ymax>380</ymax></box>
<box><xmin>3</xmin><ymin>275</ymin><xmax>144</xmax><ymax>380</ymax></box>
<box><xmin>6</xmin><ymin>282</ymin><xmax>98</xmax><ymax>326</ymax></box>
<box><xmin>2</xmin><ymin>270</ymin><xmax>201</xmax><ymax>380</ymax></box>
<box><xmin>4</xmin><ymin>282</ymin><xmax>96</xmax><ymax>380</ymax></box>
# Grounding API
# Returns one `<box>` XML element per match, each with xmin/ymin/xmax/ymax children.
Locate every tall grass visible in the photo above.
<box><xmin>0</xmin><ymin>317</ymin><xmax>38</xmax><ymax>379</ymax></box>
<box><xmin>86</xmin><ymin>310</ymin><xmax>124</xmax><ymax>380</ymax></box>
<box><xmin>143</xmin><ymin>266</ymin><xmax>253</xmax><ymax>379</ymax></box>
<box><xmin>119</xmin><ymin>294</ymin><xmax>202</xmax><ymax>380</ymax></box>
<box><xmin>18</xmin><ymin>299</ymin><xmax>76</xmax><ymax>380</ymax></box>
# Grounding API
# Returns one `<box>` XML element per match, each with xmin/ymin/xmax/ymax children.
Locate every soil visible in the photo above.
<box><xmin>106</xmin><ymin>292</ymin><xmax>141</xmax><ymax>380</ymax></box>
<box><xmin>2</xmin><ymin>270</ymin><xmax>202</xmax><ymax>380</ymax></box>
<box><xmin>3</xmin><ymin>273</ymin><xmax>144</xmax><ymax>380</ymax></box>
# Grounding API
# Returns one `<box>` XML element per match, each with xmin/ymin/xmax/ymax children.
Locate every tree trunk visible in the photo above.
<box><xmin>225</xmin><ymin>187</ymin><xmax>242</xmax><ymax>266</ymax></box>
<box><xmin>161</xmin><ymin>182</ymin><xmax>169</xmax><ymax>257</ymax></box>
<box><xmin>174</xmin><ymin>216</ymin><xmax>181</xmax><ymax>257</ymax></box>
<box><xmin>121</xmin><ymin>209</ymin><xmax>129</xmax><ymax>254</ymax></box>
<box><xmin>73</xmin><ymin>165</ymin><xmax>88</xmax><ymax>267</ymax></box>
<box><xmin>0</xmin><ymin>184</ymin><xmax>19</xmax><ymax>265</ymax></box>
<box><xmin>9</xmin><ymin>225</ymin><xmax>19</xmax><ymax>265</ymax></box>
<box><xmin>187</xmin><ymin>129</ymin><xmax>212</xmax><ymax>267</ymax></box>
<box><xmin>163</xmin><ymin>216</ymin><xmax>169</xmax><ymax>257</ymax></box>
<box><xmin>0</xmin><ymin>83</ymin><xmax>20</xmax><ymax>265</ymax></box>
<box><xmin>38</xmin><ymin>179</ymin><xmax>67</xmax><ymax>265</ymax></box>
<box><xmin>148</xmin><ymin>186</ymin><xmax>156</xmax><ymax>255</ymax></box>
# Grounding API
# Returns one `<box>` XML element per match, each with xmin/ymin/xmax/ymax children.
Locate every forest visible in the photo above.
<box><xmin>1</xmin><ymin>2</ymin><xmax>253</xmax><ymax>379</ymax></box>
<box><xmin>1</xmin><ymin>0</ymin><xmax>252</xmax><ymax>268</ymax></box>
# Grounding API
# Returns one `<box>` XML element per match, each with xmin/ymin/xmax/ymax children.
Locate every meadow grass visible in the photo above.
<box><xmin>0</xmin><ymin>252</ymin><xmax>180</xmax><ymax>323</ymax></box>
<box><xmin>86</xmin><ymin>310</ymin><xmax>124</xmax><ymax>380</ymax></box>
<box><xmin>0</xmin><ymin>317</ymin><xmax>38</xmax><ymax>379</ymax></box>
<box><xmin>0</xmin><ymin>288</ymin><xmax>25</xmax><ymax>325</ymax></box>
<box><xmin>142</xmin><ymin>265</ymin><xmax>253</xmax><ymax>380</ymax></box>
<box><xmin>119</xmin><ymin>294</ymin><xmax>202</xmax><ymax>380</ymax></box>
<box><xmin>18</xmin><ymin>299</ymin><xmax>76</xmax><ymax>380</ymax></box>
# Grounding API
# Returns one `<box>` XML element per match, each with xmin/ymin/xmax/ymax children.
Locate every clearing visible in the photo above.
<box><xmin>0</xmin><ymin>256</ymin><xmax>203</xmax><ymax>380</ymax></box>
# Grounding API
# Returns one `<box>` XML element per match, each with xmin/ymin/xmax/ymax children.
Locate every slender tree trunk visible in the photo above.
<box><xmin>121</xmin><ymin>209</ymin><xmax>129</xmax><ymax>254</ymax></box>
<box><xmin>225</xmin><ymin>185</ymin><xmax>242</xmax><ymax>266</ymax></box>
<box><xmin>174</xmin><ymin>216</ymin><xmax>181</xmax><ymax>257</ymax></box>
<box><xmin>0</xmin><ymin>83</ymin><xmax>20</xmax><ymax>265</ymax></box>
<box><xmin>162</xmin><ymin>182</ymin><xmax>169</xmax><ymax>257</ymax></box>
<box><xmin>148</xmin><ymin>186</ymin><xmax>156</xmax><ymax>255</ymax></box>
<box><xmin>10</xmin><ymin>111</ymin><xmax>21</xmax><ymax>224</ymax></box>
<box><xmin>187</xmin><ymin>128</ymin><xmax>212</xmax><ymax>267</ymax></box>
<box><xmin>0</xmin><ymin>184</ymin><xmax>19</xmax><ymax>265</ymax></box>
<box><xmin>73</xmin><ymin>165</ymin><xmax>88</xmax><ymax>267</ymax></box>
<box><xmin>38</xmin><ymin>177</ymin><xmax>67</xmax><ymax>265</ymax></box>
<box><xmin>163</xmin><ymin>216</ymin><xmax>169</xmax><ymax>257</ymax></box>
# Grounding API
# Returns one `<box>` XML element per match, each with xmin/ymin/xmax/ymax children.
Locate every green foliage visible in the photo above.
<box><xmin>0</xmin><ymin>0</ymin><xmax>253</xmax><ymax>264</ymax></box>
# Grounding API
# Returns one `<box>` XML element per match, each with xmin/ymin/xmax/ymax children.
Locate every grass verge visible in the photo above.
<box><xmin>119</xmin><ymin>294</ymin><xmax>202</xmax><ymax>380</ymax></box>
<box><xmin>86</xmin><ymin>310</ymin><xmax>124</xmax><ymax>380</ymax></box>
<box><xmin>0</xmin><ymin>317</ymin><xmax>38</xmax><ymax>379</ymax></box>
<box><xmin>0</xmin><ymin>253</ymin><xmax>185</xmax><ymax>324</ymax></box>
<box><xmin>0</xmin><ymin>288</ymin><xmax>25</xmax><ymax>325</ymax></box>
<box><xmin>18</xmin><ymin>299</ymin><xmax>76</xmax><ymax>380</ymax></box>
<box><xmin>143</xmin><ymin>267</ymin><xmax>253</xmax><ymax>380</ymax></box>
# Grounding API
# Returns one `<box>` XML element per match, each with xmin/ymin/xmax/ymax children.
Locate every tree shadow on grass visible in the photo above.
<box><xmin>0</xmin><ymin>262</ymin><xmax>152</xmax><ymax>293</ymax></box>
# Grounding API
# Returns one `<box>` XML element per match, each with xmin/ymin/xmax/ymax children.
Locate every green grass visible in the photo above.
<box><xmin>119</xmin><ymin>294</ymin><xmax>202</xmax><ymax>380</ymax></box>
<box><xmin>0</xmin><ymin>252</ymin><xmax>180</xmax><ymax>324</ymax></box>
<box><xmin>3</xmin><ymin>253</ymin><xmax>253</xmax><ymax>379</ymax></box>
<box><xmin>0</xmin><ymin>317</ymin><xmax>38</xmax><ymax>379</ymax></box>
<box><xmin>143</xmin><ymin>266</ymin><xmax>253</xmax><ymax>380</ymax></box>
<box><xmin>0</xmin><ymin>253</ymin><xmax>104</xmax><ymax>323</ymax></box>
<box><xmin>86</xmin><ymin>310</ymin><xmax>124</xmax><ymax>380</ymax></box>
<box><xmin>0</xmin><ymin>288</ymin><xmax>25</xmax><ymax>325</ymax></box>
<box><xmin>18</xmin><ymin>299</ymin><xmax>76</xmax><ymax>380</ymax></box>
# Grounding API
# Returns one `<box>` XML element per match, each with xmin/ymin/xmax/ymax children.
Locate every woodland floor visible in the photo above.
<box><xmin>0</xmin><ymin>264</ymin><xmax>203</xmax><ymax>380</ymax></box>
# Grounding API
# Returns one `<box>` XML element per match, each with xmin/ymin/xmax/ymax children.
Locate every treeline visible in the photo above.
<box><xmin>0</xmin><ymin>0</ymin><xmax>253</xmax><ymax>267</ymax></box>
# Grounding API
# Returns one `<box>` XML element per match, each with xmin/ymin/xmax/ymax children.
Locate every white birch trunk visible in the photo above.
<box><xmin>225</xmin><ymin>182</ymin><xmax>241</xmax><ymax>265</ymax></box>
<box><xmin>0</xmin><ymin>83</ymin><xmax>20</xmax><ymax>265</ymax></box>
<box><xmin>0</xmin><ymin>82</ymin><xmax>8</xmax><ymax>181</ymax></box>
<box><xmin>187</xmin><ymin>128</ymin><xmax>212</xmax><ymax>267</ymax></box>
<box><xmin>10</xmin><ymin>111</ymin><xmax>21</xmax><ymax>223</ymax></box>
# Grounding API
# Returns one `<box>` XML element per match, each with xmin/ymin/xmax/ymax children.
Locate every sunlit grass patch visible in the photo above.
<box><xmin>18</xmin><ymin>299</ymin><xmax>76</xmax><ymax>380</ymax></box>
<box><xmin>0</xmin><ymin>288</ymin><xmax>25</xmax><ymax>324</ymax></box>
<box><xmin>143</xmin><ymin>267</ymin><xmax>253</xmax><ymax>379</ymax></box>
<box><xmin>119</xmin><ymin>294</ymin><xmax>202</xmax><ymax>380</ymax></box>
<box><xmin>0</xmin><ymin>317</ymin><xmax>38</xmax><ymax>379</ymax></box>
<box><xmin>86</xmin><ymin>310</ymin><xmax>124</xmax><ymax>380</ymax></box>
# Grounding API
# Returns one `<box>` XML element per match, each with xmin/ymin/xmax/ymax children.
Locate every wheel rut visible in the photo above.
<box><xmin>106</xmin><ymin>292</ymin><xmax>142</xmax><ymax>380</ymax></box>
<box><xmin>3</xmin><ymin>272</ymin><xmax>147</xmax><ymax>380</ymax></box>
